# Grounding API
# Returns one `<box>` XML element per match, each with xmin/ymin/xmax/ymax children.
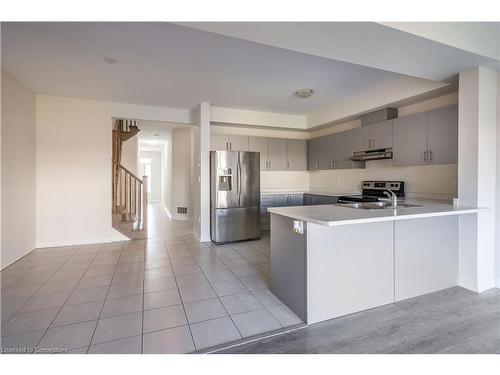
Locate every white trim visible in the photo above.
<box><xmin>162</xmin><ymin>203</ymin><xmax>172</xmax><ymax>219</ymax></box>
<box><xmin>172</xmin><ymin>214</ymin><xmax>192</xmax><ymax>221</ymax></box>
<box><xmin>459</xmin><ymin>275</ymin><xmax>479</xmax><ymax>292</ymax></box>
<box><xmin>36</xmin><ymin>237</ymin><xmax>117</xmax><ymax>249</ymax></box>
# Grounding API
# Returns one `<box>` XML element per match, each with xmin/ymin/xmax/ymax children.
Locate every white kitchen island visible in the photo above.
<box><xmin>268</xmin><ymin>200</ymin><xmax>481</xmax><ymax>325</ymax></box>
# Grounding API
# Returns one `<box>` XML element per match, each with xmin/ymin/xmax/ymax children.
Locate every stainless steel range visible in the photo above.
<box><xmin>337</xmin><ymin>181</ymin><xmax>405</xmax><ymax>203</ymax></box>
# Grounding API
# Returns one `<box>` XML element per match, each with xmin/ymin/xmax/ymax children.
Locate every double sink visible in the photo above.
<box><xmin>336</xmin><ymin>201</ymin><xmax>422</xmax><ymax>210</ymax></box>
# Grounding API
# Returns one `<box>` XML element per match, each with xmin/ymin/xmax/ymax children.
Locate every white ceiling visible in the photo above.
<box><xmin>181</xmin><ymin>22</ymin><xmax>500</xmax><ymax>82</ymax></box>
<box><xmin>2</xmin><ymin>22</ymin><xmax>441</xmax><ymax>115</ymax></box>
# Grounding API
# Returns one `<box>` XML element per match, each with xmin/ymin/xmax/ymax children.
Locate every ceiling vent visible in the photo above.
<box><xmin>361</xmin><ymin>108</ymin><xmax>398</xmax><ymax>126</ymax></box>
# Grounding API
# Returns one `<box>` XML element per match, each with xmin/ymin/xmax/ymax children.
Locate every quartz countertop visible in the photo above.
<box><xmin>261</xmin><ymin>189</ymin><xmax>360</xmax><ymax>197</ymax></box>
<box><xmin>267</xmin><ymin>199</ymin><xmax>482</xmax><ymax>227</ymax></box>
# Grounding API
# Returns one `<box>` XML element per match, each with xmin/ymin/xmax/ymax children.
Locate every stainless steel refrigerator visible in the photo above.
<box><xmin>210</xmin><ymin>151</ymin><xmax>260</xmax><ymax>244</ymax></box>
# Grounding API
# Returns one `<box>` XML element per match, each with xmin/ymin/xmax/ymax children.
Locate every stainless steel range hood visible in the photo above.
<box><xmin>351</xmin><ymin>148</ymin><xmax>393</xmax><ymax>161</ymax></box>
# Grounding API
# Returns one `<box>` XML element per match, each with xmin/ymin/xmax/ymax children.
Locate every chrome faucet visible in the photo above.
<box><xmin>383</xmin><ymin>189</ymin><xmax>398</xmax><ymax>207</ymax></box>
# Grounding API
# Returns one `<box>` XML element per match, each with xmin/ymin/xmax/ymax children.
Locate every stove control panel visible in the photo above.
<box><xmin>361</xmin><ymin>181</ymin><xmax>405</xmax><ymax>197</ymax></box>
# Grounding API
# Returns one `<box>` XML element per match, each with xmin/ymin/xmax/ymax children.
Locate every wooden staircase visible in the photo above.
<box><xmin>112</xmin><ymin>119</ymin><xmax>148</xmax><ymax>240</ymax></box>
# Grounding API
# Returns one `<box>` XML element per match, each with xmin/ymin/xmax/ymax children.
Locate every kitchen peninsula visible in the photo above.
<box><xmin>268</xmin><ymin>201</ymin><xmax>481</xmax><ymax>324</ymax></box>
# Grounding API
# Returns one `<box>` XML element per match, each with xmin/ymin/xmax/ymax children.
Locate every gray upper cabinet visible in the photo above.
<box><xmin>393</xmin><ymin>112</ymin><xmax>428</xmax><ymax>166</ymax></box>
<box><xmin>352</xmin><ymin>126</ymin><xmax>371</xmax><ymax>152</ymax></box>
<box><xmin>427</xmin><ymin>104</ymin><xmax>458</xmax><ymax>165</ymax></box>
<box><xmin>286</xmin><ymin>139</ymin><xmax>308</xmax><ymax>171</ymax></box>
<box><xmin>333</xmin><ymin>130</ymin><xmax>354</xmax><ymax>169</ymax></box>
<box><xmin>228</xmin><ymin>135</ymin><xmax>249</xmax><ymax>151</ymax></box>
<box><xmin>352</xmin><ymin>120</ymin><xmax>393</xmax><ymax>151</ymax></box>
<box><xmin>393</xmin><ymin>105</ymin><xmax>458</xmax><ymax>167</ymax></box>
<box><xmin>268</xmin><ymin>138</ymin><xmax>287</xmax><ymax>170</ymax></box>
<box><xmin>308</xmin><ymin>135</ymin><xmax>334</xmax><ymax>170</ymax></box>
<box><xmin>210</xmin><ymin>134</ymin><xmax>249</xmax><ymax>151</ymax></box>
<box><xmin>211</xmin><ymin>133</ymin><xmax>229</xmax><ymax>150</ymax></box>
<box><xmin>249</xmin><ymin>136</ymin><xmax>269</xmax><ymax>170</ymax></box>
<box><xmin>370</xmin><ymin>120</ymin><xmax>393</xmax><ymax>149</ymax></box>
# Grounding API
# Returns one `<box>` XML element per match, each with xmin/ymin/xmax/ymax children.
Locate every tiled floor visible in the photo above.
<box><xmin>0</xmin><ymin>204</ymin><xmax>302</xmax><ymax>354</ymax></box>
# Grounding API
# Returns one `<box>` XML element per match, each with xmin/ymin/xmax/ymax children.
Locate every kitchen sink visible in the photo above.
<box><xmin>336</xmin><ymin>202</ymin><xmax>422</xmax><ymax>210</ymax></box>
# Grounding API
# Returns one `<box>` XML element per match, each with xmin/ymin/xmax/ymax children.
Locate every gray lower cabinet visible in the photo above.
<box><xmin>427</xmin><ymin>104</ymin><xmax>458</xmax><ymax>165</ymax></box>
<box><xmin>286</xmin><ymin>139</ymin><xmax>308</xmax><ymax>170</ymax></box>
<box><xmin>261</xmin><ymin>193</ymin><xmax>304</xmax><ymax>230</ymax></box>
<box><xmin>393</xmin><ymin>112</ymin><xmax>428</xmax><ymax>166</ymax></box>
<box><xmin>303</xmin><ymin>194</ymin><xmax>337</xmax><ymax>205</ymax></box>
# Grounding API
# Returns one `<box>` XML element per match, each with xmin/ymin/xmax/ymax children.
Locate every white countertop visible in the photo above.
<box><xmin>267</xmin><ymin>199</ymin><xmax>482</xmax><ymax>226</ymax></box>
<box><xmin>261</xmin><ymin>189</ymin><xmax>360</xmax><ymax>197</ymax></box>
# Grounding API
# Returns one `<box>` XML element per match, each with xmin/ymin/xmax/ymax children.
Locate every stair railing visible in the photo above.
<box><xmin>112</xmin><ymin>160</ymin><xmax>148</xmax><ymax>230</ymax></box>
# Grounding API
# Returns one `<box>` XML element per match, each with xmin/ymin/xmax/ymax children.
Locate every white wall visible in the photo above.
<box><xmin>1</xmin><ymin>71</ymin><xmax>36</xmax><ymax>269</ymax></box>
<box><xmin>140</xmin><ymin>150</ymin><xmax>162</xmax><ymax>202</ymax></box>
<box><xmin>171</xmin><ymin>128</ymin><xmax>193</xmax><ymax>221</ymax></box>
<box><xmin>35</xmin><ymin>95</ymin><xmax>193</xmax><ymax>248</ymax></box>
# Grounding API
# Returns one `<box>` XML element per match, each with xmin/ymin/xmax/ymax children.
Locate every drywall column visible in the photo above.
<box><xmin>194</xmin><ymin>102</ymin><xmax>211</xmax><ymax>242</ymax></box>
<box><xmin>497</xmin><ymin>72</ymin><xmax>500</xmax><ymax>288</ymax></box>
<box><xmin>458</xmin><ymin>66</ymin><xmax>498</xmax><ymax>292</ymax></box>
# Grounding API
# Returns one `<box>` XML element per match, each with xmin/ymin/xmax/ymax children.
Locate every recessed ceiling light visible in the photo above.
<box><xmin>104</xmin><ymin>57</ymin><xmax>118</xmax><ymax>64</ymax></box>
<box><xmin>154</xmin><ymin>134</ymin><xmax>159</xmax><ymax>137</ymax></box>
<box><xmin>295</xmin><ymin>89</ymin><xmax>314</xmax><ymax>99</ymax></box>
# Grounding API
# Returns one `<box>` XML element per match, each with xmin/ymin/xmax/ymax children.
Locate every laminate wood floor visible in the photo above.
<box><xmin>216</xmin><ymin>286</ymin><xmax>500</xmax><ymax>354</ymax></box>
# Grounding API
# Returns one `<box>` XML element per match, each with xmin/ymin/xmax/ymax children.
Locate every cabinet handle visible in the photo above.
<box><xmin>429</xmin><ymin>150</ymin><xmax>433</xmax><ymax>162</ymax></box>
<box><xmin>287</xmin><ymin>161</ymin><xmax>290</xmax><ymax>169</ymax></box>
<box><xmin>371</xmin><ymin>138</ymin><xmax>375</xmax><ymax>149</ymax></box>
<box><xmin>367</xmin><ymin>139</ymin><xmax>370</xmax><ymax>149</ymax></box>
<box><xmin>315</xmin><ymin>160</ymin><xmax>319</xmax><ymax>169</ymax></box>
<box><xmin>229</xmin><ymin>142</ymin><xmax>232</xmax><ymax>150</ymax></box>
<box><xmin>269</xmin><ymin>161</ymin><xmax>272</xmax><ymax>169</ymax></box>
<box><xmin>423</xmin><ymin>151</ymin><xmax>427</xmax><ymax>162</ymax></box>
<box><xmin>225</xmin><ymin>142</ymin><xmax>228</xmax><ymax>150</ymax></box>
<box><xmin>330</xmin><ymin>160</ymin><xmax>333</xmax><ymax>169</ymax></box>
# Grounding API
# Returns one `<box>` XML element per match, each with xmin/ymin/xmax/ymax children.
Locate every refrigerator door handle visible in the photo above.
<box><xmin>237</xmin><ymin>157</ymin><xmax>242</xmax><ymax>207</ymax></box>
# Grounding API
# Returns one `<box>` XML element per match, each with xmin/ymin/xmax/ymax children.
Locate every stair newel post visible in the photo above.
<box><xmin>142</xmin><ymin>175</ymin><xmax>148</xmax><ymax>230</ymax></box>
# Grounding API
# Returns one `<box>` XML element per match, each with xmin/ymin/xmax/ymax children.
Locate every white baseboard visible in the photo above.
<box><xmin>172</xmin><ymin>214</ymin><xmax>192</xmax><ymax>221</ymax></box>
<box><xmin>458</xmin><ymin>275</ymin><xmax>479</xmax><ymax>292</ymax></box>
<box><xmin>162</xmin><ymin>203</ymin><xmax>172</xmax><ymax>219</ymax></box>
<box><xmin>36</xmin><ymin>237</ymin><xmax>115</xmax><ymax>249</ymax></box>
